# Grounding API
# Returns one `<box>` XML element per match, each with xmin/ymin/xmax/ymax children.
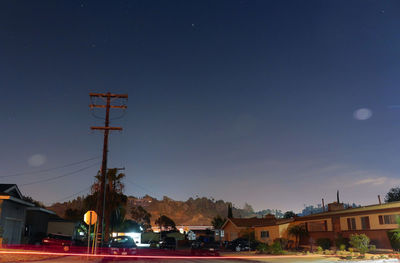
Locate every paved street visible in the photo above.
<box><xmin>23</xmin><ymin>255</ymin><xmax>339</xmax><ymax>263</ymax></box>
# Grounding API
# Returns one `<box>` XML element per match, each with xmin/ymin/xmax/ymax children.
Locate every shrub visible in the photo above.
<box><xmin>388</xmin><ymin>230</ymin><xmax>400</xmax><ymax>251</ymax></box>
<box><xmin>349</xmin><ymin>234</ymin><xmax>370</xmax><ymax>254</ymax></box>
<box><xmin>316</xmin><ymin>246</ymin><xmax>323</xmax><ymax>254</ymax></box>
<box><xmin>348</xmin><ymin>247</ymin><xmax>354</xmax><ymax>253</ymax></box>
<box><xmin>256</xmin><ymin>243</ymin><xmax>269</xmax><ymax>254</ymax></box>
<box><xmin>335</xmin><ymin>234</ymin><xmax>349</xmax><ymax>249</ymax></box>
<box><xmin>273</xmin><ymin>238</ymin><xmax>288</xmax><ymax>249</ymax></box>
<box><xmin>339</xmin><ymin>244</ymin><xmax>346</xmax><ymax>251</ymax></box>
<box><xmin>369</xmin><ymin>244</ymin><xmax>376</xmax><ymax>252</ymax></box>
<box><xmin>316</xmin><ymin>238</ymin><xmax>331</xmax><ymax>250</ymax></box>
<box><xmin>270</xmin><ymin>241</ymin><xmax>284</xmax><ymax>255</ymax></box>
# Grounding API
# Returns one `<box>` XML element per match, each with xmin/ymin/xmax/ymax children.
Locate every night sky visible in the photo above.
<box><xmin>1</xmin><ymin>0</ymin><xmax>400</xmax><ymax>212</ymax></box>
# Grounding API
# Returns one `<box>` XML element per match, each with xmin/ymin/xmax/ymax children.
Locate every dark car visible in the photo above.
<box><xmin>191</xmin><ymin>236</ymin><xmax>220</xmax><ymax>256</ymax></box>
<box><xmin>108</xmin><ymin>236</ymin><xmax>137</xmax><ymax>255</ymax></box>
<box><xmin>227</xmin><ymin>238</ymin><xmax>259</xmax><ymax>251</ymax></box>
<box><xmin>42</xmin><ymin>233</ymin><xmax>73</xmax><ymax>252</ymax></box>
<box><xmin>159</xmin><ymin>237</ymin><xmax>176</xmax><ymax>250</ymax></box>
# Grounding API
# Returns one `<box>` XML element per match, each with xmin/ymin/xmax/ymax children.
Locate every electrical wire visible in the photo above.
<box><xmin>54</xmin><ymin>186</ymin><xmax>92</xmax><ymax>203</ymax></box>
<box><xmin>21</xmin><ymin>162</ymin><xmax>100</xmax><ymax>186</ymax></box>
<box><xmin>125</xmin><ymin>179</ymin><xmax>158</xmax><ymax>197</ymax></box>
<box><xmin>0</xmin><ymin>156</ymin><xmax>101</xmax><ymax>178</ymax></box>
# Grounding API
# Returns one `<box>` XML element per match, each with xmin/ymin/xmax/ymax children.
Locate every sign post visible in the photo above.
<box><xmin>84</xmin><ymin>210</ymin><xmax>98</xmax><ymax>254</ymax></box>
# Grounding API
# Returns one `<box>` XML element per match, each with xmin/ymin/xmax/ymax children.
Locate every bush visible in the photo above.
<box><xmin>270</xmin><ymin>241</ymin><xmax>284</xmax><ymax>255</ymax></box>
<box><xmin>339</xmin><ymin>244</ymin><xmax>346</xmax><ymax>251</ymax></box>
<box><xmin>316</xmin><ymin>246</ymin><xmax>323</xmax><ymax>254</ymax></box>
<box><xmin>316</xmin><ymin>238</ymin><xmax>331</xmax><ymax>250</ymax></box>
<box><xmin>388</xmin><ymin>230</ymin><xmax>400</xmax><ymax>251</ymax></box>
<box><xmin>273</xmin><ymin>238</ymin><xmax>288</xmax><ymax>249</ymax></box>
<box><xmin>256</xmin><ymin>243</ymin><xmax>269</xmax><ymax>254</ymax></box>
<box><xmin>349</xmin><ymin>234</ymin><xmax>370</xmax><ymax>254</ymax></box>
<box><xmin>369</xmin><ymin>244</ymin><xmax>376</xmax><ymax>252</ymax></box>
<box><xmin>335</xmin><ymin>234</ymin><xmax>349</xmax><ymax>249</ymax></box>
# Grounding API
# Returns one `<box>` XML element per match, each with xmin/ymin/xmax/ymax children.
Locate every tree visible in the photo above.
<box><xmin>22</xmin><ymin>195</ymin><xmax>45</xmax><ymax>208</ymax></box>
<box><xmin>64</xmin><ymin>208</ymin><xmax>84</xmax><ymax>221</ymax></box>
<box><xmin>131</xmin><ymin>206</ymin><xmax>152</xmax><ymax>230</ymax></box>
<box><xmin>228</xmin><ymin>204</ymin><xmax>233</xmax><ymax>218</ymax></box>
<box><xmin>155</xmin><ymin>215</ymin><xmax>176</xmax><ymax>231</ymax></box>
<box><xmin>89</xmin><ymin>168</ymin><xmax>128</xmax><ymax>241</ymax></box>
<box><xmin>288</xmin><ymin>224</ymin><xmax>308</xmax><ymax>249</ymax></box>
<box><xmin>385</xmin><ymin>187</ymin><xmax>400</xmax><ymax>202</ymax></box>
<box><xmin>283</xmin><ymin>211</ymin><xmax>296</xmax><ymax>219</ymax></box>
<box><xmin>117</xmin><ymin>219</ymin><xmax>141</xmax><ymax>233</ymax></box>
<box><xmin>211</xmin><ymin>215</ymin><xmax>226</xmax><ymax>229</ymax></box>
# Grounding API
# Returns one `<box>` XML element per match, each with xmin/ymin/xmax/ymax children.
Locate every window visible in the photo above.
<box><xmin>260</xmin><ymin>231</ymin><xmax>269</xmax><ymax>238</ymax></box>
<box><xmin>361</xmin><ymin>216</ymin><xmax>370</xmax><ymax>230</ymax></box>
<box><xmin>379</xmin><ymin>215</ymin><xmax>398</xmax><ymax>224</ymax></box>
<box><xmin>308</xmin><ymin>220</ymin><xmax>327</xmax><ymax>232</ymax></box>
<box><xmin>347</xmin><ymin>218</ymin><xmax>356</xmax><ymax>230</ymax></box>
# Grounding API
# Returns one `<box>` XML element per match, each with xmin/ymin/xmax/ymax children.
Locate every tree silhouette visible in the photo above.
<box><xmin>155</xmin><ymin>215</ymin><xmax>176</xmax><ymax>231</ymax></box>
<box><xmin>228</xmin><ymin>204</ymin><xmax>233</xmax><ymax>218</ymax></box>
<box><xmin>385</xmin><ymin>187</ymin><xmax>400</xmax><ymax>202</ymax></box>
<box><xmin>211</xmin><ymin>215</ymin><xmax>226</xmax><ymax>229</ymax></box>
<box><xmin>288</xmin><ymin>224</ymin><xmax>308</xmax><ymax>249</ymax></box>
<box><xmin>283</xmin><ymin>211</ymin><xmax>296</xmax><ymax>219</ymax></box>
<box><xmin>131</xmin><ymin>206</ymin><xmax>152</xmax><ymax>230</ymax></box>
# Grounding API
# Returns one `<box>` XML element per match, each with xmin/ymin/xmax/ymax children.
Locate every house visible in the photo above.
<box><xmin>25</xmin><ymin>207</ymin><xmax>57</xmax><ymax>244</ymax></box>
<box><xmin>252</xmin><ymin>200</ymin><xmax>400</xmax><ymax>249</ymax></box>
<box><xmin>221</xmin><ymin>215</ymin><xmax>277</xmax><ymax>242</ymax></box>
<box><xmin>253</xmin><ymin>218</ymin><xmax>294</xmax><ymax>245</ymax></box>
<box><xmin>292</xmin><ymin>201</ymin><xmax>400</xmax><ymax>249</ymax></box>
<box><xmin>0</xmin><ymin>184</ymin><xmax>34</xmax><ymax>244</ymax></box>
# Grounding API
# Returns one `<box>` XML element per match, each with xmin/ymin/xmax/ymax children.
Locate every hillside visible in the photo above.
<box><xmin>47</xmin><ymin>195</ymin><xmax>282</xmax><ymax>226</ymax></box>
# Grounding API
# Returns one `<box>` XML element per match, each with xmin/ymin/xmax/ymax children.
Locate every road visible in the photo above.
<box><xmin>25</xmin><ymin>255</ymin><xmax>338</xmax><ymax>263</ymax></box>
<box><xmin>25</xmin><ymin>256</ymin><xmax>261</xmax><ymax>263</ymax></box>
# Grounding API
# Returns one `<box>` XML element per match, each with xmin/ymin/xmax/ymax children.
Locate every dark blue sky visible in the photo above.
<box><xmin>1</xmin><ymin>0</ymin><xmax>400</xmax><ymax>212</ymax></box>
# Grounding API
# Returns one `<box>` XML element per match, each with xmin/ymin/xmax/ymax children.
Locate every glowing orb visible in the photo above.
<box><xmin>353</xmin><ymin>108</ymin><xmax>372</xmax><ymax>120</ymax></box>
<box><xmin>28</xmin><ymin>154</ymin><xmax>47</xmax><ymax>167</ymax></box>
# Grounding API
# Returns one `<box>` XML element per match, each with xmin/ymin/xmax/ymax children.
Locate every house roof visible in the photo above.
<box><xmin>0</xmin><ymin>184</ymin><xmax>16</xmax><ymax>192</ymax></box>
<box><xmin>296</xmin><ymin>201</ymin><xmax>400</xmax><ymax>221</ymax></box>
<box><xmin>0</xmin><ymin>184</ymin><xmax>23</xmax><ymax>199</ymax></box>
<box><xmin>222</xmin><ymin>216</ymin><xmax>277</xmax><ymax>229</ymax></box>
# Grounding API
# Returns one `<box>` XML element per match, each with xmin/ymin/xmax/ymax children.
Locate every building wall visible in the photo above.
<box><xmin>255</xmin><ymin>225</ymin><xmax>276</xmax><ymax>244</ymax></box>
<box><xmin>0</xmin><ymin>200</ymin><xmax>27</xmax><ymax>244</ymax></box>
<box><xmin>222</xmin><ymin>221</ymin><xmax>243</xmax><ymax>242</ymax></box>
<box><xmin>25</xmin><ymin>210</ymin><xmax>51</xmax><ymax>244</ymax></box>
<box><xmin>340</xmin><ymin>212</ymin><xmax>399</xmax><ymax>231</ymax></box>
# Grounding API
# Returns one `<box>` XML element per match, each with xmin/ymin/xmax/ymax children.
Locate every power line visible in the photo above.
<box><xmin>125</xmin><ymin>179</ymin><xmax>158</xmax><ymax>197</ymax></box>
<box><xmin>55</xmin><ymin>186</ymin><xmax>92</xmax><ymax>203</ymax></box>
<box><xmin>21</xmin><ymin>162</ymin><xmax>100</xmax><ymax>186</ymax></box>
<box><xmin>0</xmin><ymin>156</ymin><xmax>101</xmax><ymax>179</ymax></box>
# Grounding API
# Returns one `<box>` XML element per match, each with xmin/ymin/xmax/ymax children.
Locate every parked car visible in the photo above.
<box><xmin>42</xmin><ymin>233</ymin><xmax>73</xmax><ymax>252</ymax></box>
<box><xmin>108</xmin><ymin>236</ymin><xmax>137</xmax><ymax>255</ymax></box>
<box><xmin>191</xmin><ymin>236</ymin><xmax>220</xmax><ymax>256</ymax></box>
<box><xmin>227</xmin><ymin>238</ymin><xmax>259</xmax><ymax>251</ymax></box>
<box><xmin>159</xmin><ymin>237</ymin><xmax>176</xmax><ymax>250</ymax></box>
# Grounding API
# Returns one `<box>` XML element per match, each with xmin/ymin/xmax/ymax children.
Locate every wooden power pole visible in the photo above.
<box><xmin>89</xmin><ymin>92</ymin><xmax>128</xmax><ymax>247</ymax></box>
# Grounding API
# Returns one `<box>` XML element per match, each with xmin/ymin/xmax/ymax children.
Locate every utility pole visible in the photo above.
<box><xmin>89</xmin><ymin>92</ymin><xmax>128</xmax><ymax>247</ymax></box>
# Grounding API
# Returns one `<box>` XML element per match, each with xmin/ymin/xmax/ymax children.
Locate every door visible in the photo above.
<box><xmin>3</xmin><ymin>218</ymin><xmax>23</xmax><ymax>244</ymax></box>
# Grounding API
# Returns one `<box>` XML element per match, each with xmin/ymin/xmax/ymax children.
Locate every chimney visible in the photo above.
<box><xmin>337</xmin><ymin>190</ymin><xmax>340</xmax><ymax>203</ymax></box>
<box><xmin>322</xmin><ymin>198</ymin><xmax>325</xmax><ymax>212</ymax></box>
<box><xmin>378</xmin><ymin>195</ymin><xmax>382</xmax><ymax>205</ymax></box>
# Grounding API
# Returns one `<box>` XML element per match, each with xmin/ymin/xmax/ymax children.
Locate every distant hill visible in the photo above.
<box><xmin>47</xmin><ymin>195</ymin><xmax>284</xmax><ymax>226</ymax></box>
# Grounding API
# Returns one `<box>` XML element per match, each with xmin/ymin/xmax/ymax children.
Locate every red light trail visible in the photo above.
<box><xmin>0</xmin><ymin>250</ymin><xmax>328</xmax><ymax>260</ymax></box>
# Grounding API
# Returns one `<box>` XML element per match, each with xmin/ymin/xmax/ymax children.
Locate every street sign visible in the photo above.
<box><xmin>84</xmin><ymin>210</ymin><xmax>98</xmax><ymax>225</ymax></box>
